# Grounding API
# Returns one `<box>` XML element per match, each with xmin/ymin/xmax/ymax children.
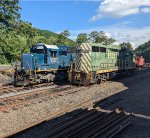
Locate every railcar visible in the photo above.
<box><xmin>68</xmin><ymin>43</ymin><xmax>135</xmax><ymax>85</ymax></box>
<box><xmin>136</xmin><ymin>56</ymin><xmax>145</xmax><ymax>67</ymax></box>
<box><xmin>14</xmin><ymin>43</ymin><xmax>76</xmax><ymax>86</ymax></box>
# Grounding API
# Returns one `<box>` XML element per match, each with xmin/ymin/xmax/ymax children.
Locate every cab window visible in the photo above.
<box><xmin>50</xmin><ymin>51</ymin><xmax>57</xmax><ymax>58</ymax></box>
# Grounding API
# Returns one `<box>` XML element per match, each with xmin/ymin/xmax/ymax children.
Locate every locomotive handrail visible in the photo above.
<box><xmin>25</xmin><ymin>60</ymin><xmax>32</xmax><ymax>75</ymax></box>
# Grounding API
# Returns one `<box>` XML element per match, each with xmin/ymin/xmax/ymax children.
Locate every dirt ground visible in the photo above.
<box><xmin>0</xmin><ymin>70</ymin><xmax>150</xmax><ymax>137</ymax></box>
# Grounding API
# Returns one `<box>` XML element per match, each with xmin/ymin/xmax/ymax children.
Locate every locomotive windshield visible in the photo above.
<box><xmin>30</xmin><ymin>45</ymin><xmax>44</xmax><ymax>54</ymax></box>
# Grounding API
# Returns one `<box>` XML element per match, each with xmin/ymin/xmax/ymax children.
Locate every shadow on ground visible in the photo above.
<box><xmin>96</xmin><ymin>70</ymin><xmax>150</xmax><ymax>138</ymax></box>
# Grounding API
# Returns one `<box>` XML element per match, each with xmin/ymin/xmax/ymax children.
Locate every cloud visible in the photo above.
<box><xmin>68</xmin><ymin>23</ymin><xmax>150</xmax><ymax>48</ymax></box>
<box><xmin>91</xmin><ymin>0</ymin><xmax>150</xmax><ymax>21</ymax></box>
<box><xmin>107</xmin><ymin>26</ymin><xmax>150</xmax><ymax>48</ymax></box>
<box><xmin>141</xmin><ymin>7</ymin><xmax>150</xmax><ymax>13</ymax></box>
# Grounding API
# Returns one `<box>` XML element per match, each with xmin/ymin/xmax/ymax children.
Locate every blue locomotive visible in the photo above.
<box><xmin>14</xmin><ymin>43</ymin><xmax>76</xmax><ymax>86</ymax></box>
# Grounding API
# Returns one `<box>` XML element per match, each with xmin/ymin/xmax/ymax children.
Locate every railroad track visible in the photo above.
<box><xmin>0</xmin><ymin>80</ymin><xmax>123</xmax><ymax>112</ymax></box>
<box><xmin>0</xmin><ymin>85</ymin><xmax>87</xmax><ymax>111</ymax></box>
<box><xmin>0</xmin><ymin>82</ymin><xmax>55</xmax><ymax>95</ymax></box>
<box><xmin>0</xmin><ymin>67</ymin><xmax>149</xmax><ymax>97</ymax></box>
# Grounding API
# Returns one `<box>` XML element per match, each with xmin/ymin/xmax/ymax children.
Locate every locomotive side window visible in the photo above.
<box><xmin>50</xmin><ymin>51</ymin><xmax>57</xmax><ymax>58</ymax></box>
<box><xmin>59</xmin><ymin>51</ymin><xmax>67</xmax><ymax>56</ymax></box>
<box><xmin>100</xmin><ymin>47</ymin><xmax>106</xmax><ymax>52</ymax></box>
<box><xmin>67</xmin><ymin>47</ymin><xmax>76</xmax><ymax>53</ymax></box>
<box><xmin>92</xmin><ymin>46</ymin><xmax>106</xmax><ymax>53</ymax></box>
<box><xmin>92</xmin><ymin>46</ymin><xmax>99</xmax><ymax>52</ymax></box>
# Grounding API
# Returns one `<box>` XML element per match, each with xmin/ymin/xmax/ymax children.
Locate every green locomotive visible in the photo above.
<box><xmin>68</xmin><ymin>43</ymin><xmax>135</xmax><ymax>85</ymax></box>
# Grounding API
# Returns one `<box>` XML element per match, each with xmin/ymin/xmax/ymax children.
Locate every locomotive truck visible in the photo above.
<box><xmin>68</xmin><ymin>43</ymin><xmax>135</xmax><ymax>85</ymax></box>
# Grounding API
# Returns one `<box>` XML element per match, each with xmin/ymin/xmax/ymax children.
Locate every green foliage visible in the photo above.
<box><xmin>76</xmin><ymin>33</ymin><xmax>88</xmax><ymax>44</ymax></box>
<box><xmin>135</xmin><ymin>40</ymin><xmax>150</xmax><ymax>54</ymax></box>
<box><xmin>37</xmin><ymin>29</ymin><xmax>59</xmax><ymax>37</ymax></box>
<box><xmin>60</xmin><ymin>30</ymin><xmax>70</xmax><ymax>37</ymax></box>
<box><xmin>0</xmin><ymin>19</ymin><xmax>76</xmax><ymax>64</ymax></box>
<box><xmin>0</xmin><ymin>30</ymin><xmax>28</xmax><ymax>62</ymax></box>
<box><xmin>89</xmin><ymin>31</ymin><xmax>116</xmax><ymax>45</ymax></box>
<box><xmin>119</xmin><ymin>42</ymin><xmax>133</xmax><ymax>50</ymax></box>
<box><xmin>15</xmin><ymin>21</ymin><xmax>39</xmax><ymax>38</ymax></box>
<box><xmin>56</xmin><ymin>30</ymin><xmax>75</xmax><ymax>46</ymax></box>
<box><xmin>76</xmin><ymin>31</ymin><xmax>116</xmax><ymax>45</ymax></box>
<box><xmin>0</xmin><ymin>0</ymin><xmax>21</xmax><ymax>29</ymax></box>
<box><xmin>0</xmin><ymin>27</ymin><xmax>76</xmax><ymax>64</ymax></box>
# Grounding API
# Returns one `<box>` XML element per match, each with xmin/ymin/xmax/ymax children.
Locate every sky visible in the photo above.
<box><xmin>20</xmin><ymin>0</ymin><xmax>150</xmax><ymax>48</ymax></box>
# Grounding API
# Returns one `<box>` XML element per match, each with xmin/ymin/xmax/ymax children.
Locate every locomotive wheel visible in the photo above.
<box><xmin>84</xmin><ymin>80</ymin><xmax>90</xmax><ymax>86</ymax></box>
<box><xmin>102</xmin><ymin>74</ymin><xmax>107</xmax><ymax>82</ymax></box>
<box><xmin>96</xmin><ymin>74</ymin><xmax>101</xmax><ymax>84</ymax></box>
<box><xmin>96</xmin><ymin>78</ymin><xmax>101</xmax><ymax>84</ymax></box>
<box><xmin>97</xmin><ymin>74</ymin><xmax>107</xmax><ymax>83</ymax></box>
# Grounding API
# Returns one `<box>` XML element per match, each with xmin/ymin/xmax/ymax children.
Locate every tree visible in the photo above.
<box><xmin>76</xmin><ymin>33</ymin><xmax>88</xmax><ymax>44</ymax></box>
<box><xmin>14</xmin><ymin>21</ymin><xmax>39</xmax><ymax>38</ymax></box>
<box><xmin>60</xmin><ymin>30</ymin><xmax>70</xmax><ymax>38</ymax></box>
<box><xmin>104</xmin><ymin>38</ymin><xmax>116</xmax><ymax>45</ymax></box>
<box><xmin>89</xmin><ymin>31</ymin><xmax>115</xmax><ymax>45</ymax></box>
<box><xmin>119</xmin><ymin>42</ymin><xmax>133</xmax><ymax>50</ymax></box>
<box><xmin>135</xmin><ymin>40</ymin><xmax>150</xmax><ymax>54</ymax></box>
<box><xmin>89</xmin><ymin>31</ymin><xmax>99</xmax><ymax>42</ymax></box>
<box><xmin>0</xmin><ymin>0</ymin><xmax>21</xmax><ymax>29</ymax></box>
<box><xmin>57</xmin><ymin>30</ymin><xmax>75</xmax><ymax>46</ymax></box>
<box><xmin>0</xmin><ymin>30</ymin><xmax>28</xmax><ymax>62</ymax></box>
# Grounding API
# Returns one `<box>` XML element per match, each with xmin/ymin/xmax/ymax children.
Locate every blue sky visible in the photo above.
<box><xmin>20</xmin><ymin>0</ymin><xmax>150</xmax><ymax>47</ymax></box>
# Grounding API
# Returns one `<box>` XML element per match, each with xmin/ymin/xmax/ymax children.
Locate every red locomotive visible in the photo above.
<box><xmin>136</xmin><ymin>56</ymin><xmax>145</xmax><ymax>67</ymax></box>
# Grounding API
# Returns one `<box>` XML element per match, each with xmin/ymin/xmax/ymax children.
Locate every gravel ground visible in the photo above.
<box><xmin>0</xmin><ymin>73</ymin><xmax>12</xmax><ymax>85</ymax></box>
<box><xmin>0</xmin><ymin>65</ymin><xmax>12</xmax><ymax>71</ymax></box>
<box><xmin>0</xmin><ymin>70</ymin><xmax>150</xmax><ymax>137</ymax></box>
<box><xmin>0</xmin><ymin>65</ymin><xmax>13</xmax><ymax>85</ymax></box>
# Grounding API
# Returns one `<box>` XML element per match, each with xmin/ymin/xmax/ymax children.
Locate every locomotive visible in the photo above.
<box><xmin>14</xmin><ymin>43</ymin><xmax>76</xmax><ymax>86</ymax></box>
<box><xmin>68</xmin><ymin>43</ymin><xmax>135</xmax><ymax>85</ymax></box>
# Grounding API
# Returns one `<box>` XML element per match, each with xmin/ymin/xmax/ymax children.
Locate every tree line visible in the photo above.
<box><xmin>0</xmin><ymin>0</ymin><xmax>133</xmax><ymax>64</ymax></box>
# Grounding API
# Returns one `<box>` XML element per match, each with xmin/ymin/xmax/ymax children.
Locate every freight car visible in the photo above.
<box><xmin>14</xmin><ymin>43</ymin><xmax>76</xmax><ymax>86</ymax></box>
<box><xmin>135</xmin><ymin>56</ymin><xmax>145</xmax><ymax>67</ymax></box>
<box><xmin>68</xmin><ymin>43</ymin><xmax>135</xmax><ymax>85</ymax></box>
